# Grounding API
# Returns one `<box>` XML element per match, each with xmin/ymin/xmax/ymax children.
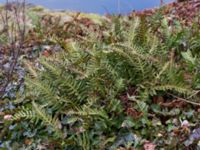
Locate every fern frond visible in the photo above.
<box><xmin>24</xmin><ymin>61</ymin><xmax>38</xmax><ymax>78</ymax></box>
<box><xmin>40</xmin><ymin>57</ymin><xmax>62</xmax><ymax>76</ymax></box>
<box><xmin>135</xmin><ymin>15</ymin><xmax>148</xmax><ymax>46</ymax></box>
<box><xmin>60</xmin><ymin>75</ymin><xmax>87</xmax><ymax>102</ymax></box>
<box><xmin>68</xmin><ymin>105</ymin><xmax>108</xmax><ymax>120</ymax></box>
<box><xmin>25</xmin><ymin>78</ymin><xmax>53</xmax><ymax>96</ymax></box>
<box><xmin>146</xmin><ymin>30</ymin><xmax>160</xmax><ymax>55</ymax></box>
<box><xmin>156</xmin><ymin>62</ymin><xmax>170</xmax><ymax>80</ymax></box>
<box><xmin>25</xmin><ymin>78</ymin><xmax>60</xmax><ymax>108</ymax></box>
<box><xmin>127</xmin><ymin>17</ymin><xmax>140</xmax><ymax>47</ymax></box>
<box><xmin>111</xmin><ymin>44</ymin><xmax>159</xmax><ymax>64</ymax></box>
<box><xmin>12</xmin><ymin>107</ymin><xmax>35</xmax><ymax>121</ymax></box>
<box><xmin>150</xmin><ymin>84</ymin><xmax>194</xmax><ymax>96</ymax></box>
<box><xmin>32</xmin><ymin>102</ymin><xmax>63</xmax><ymax>138</ymax></box>
<box><xmin>75</xmin><ymin>132</ymin><xmax>91</xmax><ymax>150</ymax></box>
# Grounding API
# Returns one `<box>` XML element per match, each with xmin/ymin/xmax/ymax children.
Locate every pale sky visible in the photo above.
<box><xmin>0</xmin><ymin>0</ymin><xmax>175</xmax><ymax>14</ymax></box>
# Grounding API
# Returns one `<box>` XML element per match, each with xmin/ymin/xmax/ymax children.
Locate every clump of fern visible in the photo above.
<box><xmin>12</xmin><ymin>16</ymin><xmax>199</xmax><ymax>149</ymax></box>
<box><xmin>13</xmin><ymin>44</ymin><xmax>126</xmax><ymax>149</ymax></box>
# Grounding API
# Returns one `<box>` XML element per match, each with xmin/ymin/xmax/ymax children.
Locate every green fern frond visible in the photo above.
<box><xmin>68</xmin><ymin>105</ymin><xmax>108</xmax><ymax>120</ymax></box>
<box><xmin>12</xmin><ymin>107</ymin><xmax>35</xmax><ymax>121</ymax></box>
<box><xmin>32</xmin><ymin>102</ymin><xmax>63</xmax><ymax>138</ymax></box>
<box><xmin>156</xmin><ymin>62</ymin><xmax>170</xmax><ymax>80</ymax></box>
<box><xmin>135</xmin><ymin>15</ymin><xmax>148</xmax><ymax>46</ymax></box>
<box><xmin>60</xmin><ymin>75</ymin><xmax>87</xmax><ymax>102</ymax></box>
<box><xmin>25</xmin><ymin>78</ymin><xmax>53</xmax><ymax>96</ymax></box>
<box><xmin>25</xmin><ymin>78</ymin><xmax>60</xmax><ymax>108</ymax></box>
<box><xmin>40</xmin><ymin>57</ymin><xmax>62</xmax><ymax>76</ymax></box>
<box><xmin>75</xmin><ymin>132</ymin><xmax>91</xmax><ymax>150</ymax></box>
<box><xmin>24</xmin><ymin>61</ymin><xmax>38</xmax><ymax>78</ymax></box>
<box><xmin>111</xmin><ymin>44</ymin><xmax>159</xmax><ymax>64</ymax></box>
<box><xmin>127</xmin><ymin>17</ymin><xmax>140</xmax><ymax>47</ymax></box>
<box><xmin>148</xmin><ymin>33</ymin><xmax>159</xmax><ymax>55</ymax></box>
<box><xmin>150</xmin><ymin>84</ymin><xmax>194</xmax><ymax>96</ymax></box>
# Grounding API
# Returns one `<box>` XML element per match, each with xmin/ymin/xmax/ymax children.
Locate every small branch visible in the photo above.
<box><xmin>0</xmin><ymin>0</ymin><xmax>27</xmax><ymax>98</ymax></box>
<box><xmin>168</xmin><ymin>93</ymin><xmax>200</xmax><ymax>106</ymax></box>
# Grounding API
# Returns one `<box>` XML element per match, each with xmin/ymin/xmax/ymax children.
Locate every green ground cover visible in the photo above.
<box><xmin>0</xmin><ymin>2</ymin><xmax>200</xmax><ymax>149</ymax></box>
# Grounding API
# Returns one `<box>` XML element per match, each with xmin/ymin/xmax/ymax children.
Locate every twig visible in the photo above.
<box><xmin>0</xmin><ymin>0</ymin><xmax>26</xmax><ymax>98</ymax></box>
<box><xmin>168</xmin><ymin>93</ymin><xmax>200</xmax><ymax>106</ymax></box>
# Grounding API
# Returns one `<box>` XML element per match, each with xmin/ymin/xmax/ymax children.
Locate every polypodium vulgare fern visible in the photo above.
<box><xmin>12</xmin><ymin>17</ymin><xmax>200</xmax><ymax>149</ymax></box>
<box><xmin>11</xmin><ymin>43</ymin><xmax>125</xmax><ymax>147</ymax></box>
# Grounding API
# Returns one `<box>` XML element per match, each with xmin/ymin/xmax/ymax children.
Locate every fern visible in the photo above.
<box><xmin>59</xmin><ymin>75</ymin><xmax>87</xmax><ymax>102</ymax></box>
<box><xmin>11</xmin><ymin>16</ymin><xmax>200</xmax><ymax>149</ymax></box>
<box><xmin>32</xmin><ymin>102</ymin><xmax>63</xmax><ymax>138</ymax></box>
<box><xmin>149</xmin><ymin>84</ymin><xmax>194</xmax><ymax>96</ymax></box>
<box><xmin>25</xmin><ymin>78</ymin><xmax>61</xmax><ymax>109</ymax></box>
<box><xmin>67</xmin><ymin>105</ymin><xmax>108</xmax><ymax>120</ymax></box>
<box><xmin>155</xmin><ymin>61</ymin><xmax>170</xmax><ymax>80</ymax></box>
<box><xmin>12</xmin><ymin>107</ymin><xmax>35</xmax><ymax>121</ymax></box>
<box><xmin>127</xmin><ymin>17</ymin><xmax>140</xmax><ymax>47</ymax></box>
<box><xmin>40</xmin><ymin>57</ymin><xmax>62</xmax><ymax>76</ymax></box>
<box><xmin>135</xmin><ymin>15</ymin><xmax>148</xmax><ymax>46</ymax></box>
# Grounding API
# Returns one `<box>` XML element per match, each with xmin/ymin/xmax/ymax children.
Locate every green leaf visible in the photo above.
<box><xmin>181</xmin><ymin>50</ymin><xmax>196</xmax><ymax>65</ymax></box>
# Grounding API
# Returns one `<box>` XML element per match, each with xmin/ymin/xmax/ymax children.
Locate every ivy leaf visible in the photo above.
<box><xmin>110</xmin><ymin>133</ymin><xmax>136</xmax><ymax>150</ymax></box>
<box><xmin>181</xmin><ymin>50</ymin><xmax>196</xmax><ymax>65</ymax></box>
<box><xmin>121</xmin><ymin>118</ymin><xmax>135</xmax><ymax>128</ymax></box>
<box><xmin>61</xmin><ymin>116</ymin><xmax>79</xmax><ymax>125</ymax></box>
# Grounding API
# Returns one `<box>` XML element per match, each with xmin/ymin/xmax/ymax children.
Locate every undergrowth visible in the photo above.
<box><xmin>0</xmin><ymin>4</ymin><xmax>200</xmax><ymax>150</ymax></box>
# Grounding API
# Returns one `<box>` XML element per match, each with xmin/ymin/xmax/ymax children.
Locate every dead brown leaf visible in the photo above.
<box><xmin>161</xmin><ymin>99</ymin><xmax>187</xmax><ymax>108</ymax></box>
<box><xmin>24</xmin><ymin>138</ymin><xmax>33</xmax><ymax>145</ymax></box>
<box><xmin>153</xmin><ymin>96</ymin><xmax>164</xmax><ymax>104</ymax></box>
<box><xmin>126</xmin><ymin>108</ymin><xmax>143</xmax><ymax>119</ymax></box>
